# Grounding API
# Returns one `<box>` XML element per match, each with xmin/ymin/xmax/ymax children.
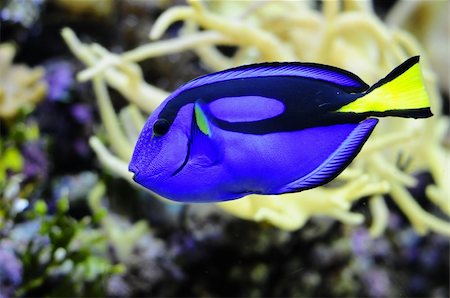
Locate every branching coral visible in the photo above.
<box><xmin>0</xmin><ymin>43</ymin><xmax>47</xmax><ymax>119</ymax></box>
<box><xmin>61</xmin><ymin>0</ymin><xmax>450</xmax><ymax>236</ymax></box>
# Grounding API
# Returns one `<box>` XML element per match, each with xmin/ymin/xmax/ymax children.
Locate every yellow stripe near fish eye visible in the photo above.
<box><xmin>195</xmin><ymin>103</ymin><xmax>212</xmax><ymax>136</ymax></box>
<box><xmin>338</xmin><ymin>63</ymin><xmax>430</xmax><ymax>113</ymax></box>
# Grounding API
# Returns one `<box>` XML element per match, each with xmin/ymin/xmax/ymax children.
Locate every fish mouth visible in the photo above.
<box><xmin>129</xmin><ymin>164</ymin><xmax>140</xmax><ymax>181</ymax></box>
<box><xmin>129</xmin><ymin>164</ymin><xmax>163</xmax><ymax>181</ymax></box>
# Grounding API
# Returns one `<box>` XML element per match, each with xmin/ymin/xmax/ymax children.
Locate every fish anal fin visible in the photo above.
<box><xmin>278</xmin><ymin>118</ymin><xmax>378</xmax><ymax>193</ymax></box>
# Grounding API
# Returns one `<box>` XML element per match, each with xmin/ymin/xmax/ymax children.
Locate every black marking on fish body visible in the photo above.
<box><xmin>215</xmin><ymin>111</ymin><xmax>365</xmax><ymax>135</ymax></box>
<box><xmin>158</xmin><ymin>76</ymin><xmax>366</xmax><ymax>135</ymax></box>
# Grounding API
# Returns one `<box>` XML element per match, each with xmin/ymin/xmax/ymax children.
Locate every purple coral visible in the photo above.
<box><xmin>362</xmin><ymin>268</ymin><xmax>391</xmax><ymax>298</ymax></box>
<box><xmin>22</xmin><ymin>141</ymin><xmax>48</xmax><ymax>181</ymax></box>
<box><xmin>44</xmin><ymin>61</ymin><xmax>74</xmax><ymax>102</ymax></box>
<box><xmin>351</xmin><ymin>227</ymin><xmax>371</xmax><ymax>256</ymax></box>
<box><xmin>70</xmin><ymin>103</ymin><xmax>93</xmax><ymax>125</ymax></box>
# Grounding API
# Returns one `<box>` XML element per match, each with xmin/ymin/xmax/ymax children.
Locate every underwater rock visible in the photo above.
<box><xmin>106</xmin><ymin>232</ymin><xmax>182</xmax><ymax>297</ymax></box>
<box><xmin>183</xmin><ymin>204</ymin><xmax>232</xmax><ymax>243</ymax></box>
<box><xmin>54</xmin><ymin>0</ymin><xmax>114</xmax><ymax>17</ymax></box>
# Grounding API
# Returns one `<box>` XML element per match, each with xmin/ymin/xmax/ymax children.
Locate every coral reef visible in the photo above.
<box><xmin>0</xmin><ymin>0</ymin><xmax>448</xmax><ymax>296</ymax></box>
<box><xmin>1</xmin><ymin>172</ymin><xmax>123</xmax><ymax>297</ymax></box>
<box><xmin>13</xmin><ymin>197</ymin><xmax>124</xmax><ymax>297</ymax></box>
<box><xmin>62</xmin><ymin>0</ymin><xmax>449</xmax><ymax>236</ymax></box>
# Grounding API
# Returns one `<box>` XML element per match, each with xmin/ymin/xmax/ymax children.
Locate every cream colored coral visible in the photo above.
<box><xmin>218</xmin><ymin>176</ymin><xmax>390</xmax><ymax>231</ymax></box>
<box><xmin>0</xmin><ymin>44</ymin><xmax>47</xmax><ymax>119</ymax></box>
<box><xmin>62</xmin><ymin>0</ymin><xmax>450</xmax><ymax>236</ymax></box>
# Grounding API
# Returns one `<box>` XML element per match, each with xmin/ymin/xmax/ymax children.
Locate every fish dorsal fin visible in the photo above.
<box><xmin>208</xmin><ymin>95</ymin><xmax>285</xmax><ymax>123</ymax></box>
<box><xmin>171</xmin><ymin>62</ymin><xmax>369</xmax><ymax>99</ymax></box>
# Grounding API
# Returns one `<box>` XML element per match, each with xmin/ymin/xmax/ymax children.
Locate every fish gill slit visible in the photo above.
<box><xmin>171</xmin><ymin>139</ymin><xmax>191</xmax><ymax>177</ymax></box>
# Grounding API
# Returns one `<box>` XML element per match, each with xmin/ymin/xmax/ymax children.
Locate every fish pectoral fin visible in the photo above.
<box><xmin>277</xmin><ymin>118</ymin><xmax>378</xmax><ymax>193</ymax></box>
<box><xmin>190</xmin><ymin>154</ymin><xmax>218</xmax><ymax>168</ymax></box>
<box><xmin>195</xmin><ymin>101</ymin><xmax>212</xmax><ymax>136</ymax></box>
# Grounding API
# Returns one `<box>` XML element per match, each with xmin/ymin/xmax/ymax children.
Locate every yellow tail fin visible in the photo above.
<box><xmin>338</xmin><ymin>56</ymin><xmax>432</xmax><ymax>118</ymax></box>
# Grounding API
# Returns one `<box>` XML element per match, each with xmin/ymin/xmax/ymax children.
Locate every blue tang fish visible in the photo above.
<box><xmin>129</xmin><ymin>56</ymin><xmax>432</xmax><ymax>202</ymax></box>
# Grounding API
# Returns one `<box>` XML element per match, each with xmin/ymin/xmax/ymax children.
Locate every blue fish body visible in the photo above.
<box><xmin>129</xmin><ymin>57</ymin><xmax>432</xmax><ymax>202</ymax></box>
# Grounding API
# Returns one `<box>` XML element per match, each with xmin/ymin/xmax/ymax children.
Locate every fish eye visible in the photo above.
<box><xmin>153</xmin><ymin>118</ymin><xmax>170</xmax><ymax>136</ymax></box>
